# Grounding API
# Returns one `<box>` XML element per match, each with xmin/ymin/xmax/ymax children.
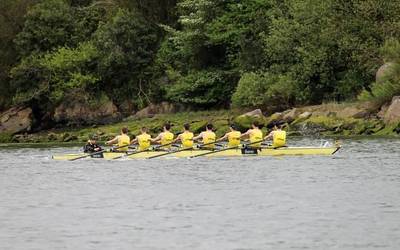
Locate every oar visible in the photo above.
<box><xmin>190</xmin><ymin>140</ymin><xmax>264</xmax><ymax>158</ymax></box>
<box><xmin>69</xmin><ymin>143</ymin><xmax>130</xmax><ymax>161</ymax></box>
<box><xmin>111</xmin><ymin>141</ymin><xmax>175</xmax><ymax>160</ymax></box>
<box><xmin>147</xmin><ymin>141</ymin><xmax>217</xmax><ymax>159</ymax></box>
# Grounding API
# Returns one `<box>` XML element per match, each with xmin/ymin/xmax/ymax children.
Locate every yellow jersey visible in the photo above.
<box><xmin>160</xmin><ymin>131</ymin><xmax>174</xmax><ymax>148</ymax></box>
<box><xmin>249</xmin><ymin>129</ymin><xmax>263</xmax><ymax>148</ymax></box>
<box><xmin>272</xmin><ymin>130</ymin><xmax>286</xmax><ymax>148</ymax></box>
<box><xmin>117</xmin><ymin>134</ymin><xmax>130</xmax><ymax>151</ymax></box>
<box><xmin>137</xmin><ymin>133</ymin><xmax>151</xmax><ymax>151</ymax></box>
<box><xmin>227</xmin><ymin>131</ymin><xmax>241</xmax><ymax>147</ymax></box>
<box><xmin>202</xmin><ymin>131</ymin><xmax>216</xmax><ymax>149</ymax></box>
<box><xmin>180</xmin><ymin>131</ymin><xmax>194</xmax><ymax>148</ymax></box>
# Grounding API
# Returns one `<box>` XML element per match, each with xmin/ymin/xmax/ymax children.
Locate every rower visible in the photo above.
<box><xmin>264</xmin><ymin>123</ymin><xmax>286</xmax><ymax>148</ymax></box>
<box><xmin>193</xmin><ymin>123</ymin><xmax>216</xmax><ymax>149</ymax></box>
<box><xmin>151</xmin><ymin>123</ymin><xmax>174</xmax><ymax>150</ymax></box>
<box><xmin>217</xmin><ymin>124</ymin><xmax>241</xmax><ymax>147</ymax></box>
<box><xmin>240</xmin><ymin>121</ymin><xmax>263</xmax><ymax>148</ymax></box>
<box><xmin>131</xmin><ymin>127</ymin><xmax>152</xmax><ymax>151</ymax></box>
<box><xmin>173</xmin><ymin>123</ymin><xmax>194</xmax><ymax>149</ymax></box>
<box><xmin>83</xmin><ymin>135</ymin><xmax>102</xmax><ymax>153</ymax></box>
<box><xmin>106</xmin><ymin>127</ymin><xmax>131</xmax><ymax>151</ymax></box>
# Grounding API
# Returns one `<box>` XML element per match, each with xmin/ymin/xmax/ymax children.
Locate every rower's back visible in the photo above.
<box><xmin>249</xmin><ymin>127</ymin><xmax>263</xmax><ymax>148</ymax></box>
<box><xmin>272</xmin><ymin>129</ymin><xmax>286</xmax><ymax>148</ymax></box>
<box><xmin>227</xmin><ymin>130</ymin><xmax>241</xmax><ymax>147</ymax></box>
<box><xmin>202</xmin><ymin>124</ymin><xmax>216</xmax><ymax>149</ymax></box>
<box><xmin>180</xmin><ymin>123</ymin><xmax>194</xmax><ymax>149</ymax></box>
<box><xmin>137</xmin><ymin>127</ymin><xmax>151</xmax><ymax>151</ymax></box>
<box><xmin>118</xmin><ymin>128</ymin><xmax>130</xmax><ymax>151</ymax></box>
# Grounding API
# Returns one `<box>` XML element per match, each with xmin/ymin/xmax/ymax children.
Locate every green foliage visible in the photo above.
<box><xmin>3</xmin><ymin>0</ymin><xmax>400</xmax><ymax>120</ymax></box>
<box><xmin>166</xmin><ymin>70</ymin><xmax>235</xmax><ymax>107</ymax></box>
<box><xmin>232</xmin><ymin>72</ymin><xmax>296</xmax><ymax>110</ymax></box>
<box><xmin>93</xmin><ymin>8</ymin><xmax>160</xmax><ymax>107</ymax></box>
<box><xmin>359</xmin><ymin>39</ymin><xmax>400</xmax><ymax>104</ymax></box>
<box><xmin>14</xmin><ymin>0</ymin><xmax>76</xmax><ymax>56</ymax></box>
<box><xmin>10</xmin><ymin>42</ymin><xmax>100</xmax><ymax>106</ymax></box>
<box><xmin>0</xmin><ymin>0</ymin><xmax>39</xmax><ymax>109</ymax></box>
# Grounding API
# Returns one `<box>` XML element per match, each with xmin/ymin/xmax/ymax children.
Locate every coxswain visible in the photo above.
<box><xmin>173</xmin><ymin>123</ymin><xmax>194</xmax><ymax>148</ymax></box>
<box><xmin>217</xmin><ymin>124</ymin><xmax>241</xmax><ymax>147</ymax></box>
<box><xmin>130</xmin><ymin>127</ymin><xmax>152</xmax><ymax>151</ymax></box>
<box><xmin>106</xmin><ymin>127</ymin><xmax>130</xmax><ymax>151</ymax></box>
<box><xmin>264</xmin><ymin>123</ymin><xmax>286</xmax><ymax>148</ymax></box>
<box><xmin>83</xmin><ymin>135</ymin><xmax>102</xmax><ymax>153</ymax></box>
<box><xmin>151</xmin><ymin>123</ymin><xmax>174</xmax><ymax>150</ymax></box>
<box><xmin>193</xmin><ymin>123</ymin><xmax>216</xmax><ymax>149</ymax></box>
<box><xmin>240</xmin><ymin>121</ymin><xmax>263</xmax><ymax>148</ymax></box>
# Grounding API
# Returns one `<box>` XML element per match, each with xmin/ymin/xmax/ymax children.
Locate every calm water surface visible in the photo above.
<box><xmin>0</xmin><ymin>138</ymin><xmax>399</xmax><ymax>250</ymax></box>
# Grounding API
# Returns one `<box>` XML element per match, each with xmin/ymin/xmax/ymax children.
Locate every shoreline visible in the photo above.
<box><xmin>1</xmin><ymin>101</ymin><xmax>399</xmax><ymax>144</ymax></box>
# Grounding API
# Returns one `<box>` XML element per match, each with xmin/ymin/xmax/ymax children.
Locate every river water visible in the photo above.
<box><xmin>0</xmin><ymin>138</ymin><xmax>399</xmax><ymax>250</ymax></box>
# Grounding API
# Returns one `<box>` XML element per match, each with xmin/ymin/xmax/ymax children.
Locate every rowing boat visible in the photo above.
<box><xmin>52</xmin><ymin>145</ymin><xmax>341</xmax><ymax>160</ymax></box>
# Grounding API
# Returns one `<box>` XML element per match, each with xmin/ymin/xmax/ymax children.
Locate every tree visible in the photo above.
<box><xmin>14</xmin><ymin>0</ymin><xmax>77</xmax><ymax>57</ymax></box>
<box><xmin>0</xmin><ymin>0</ymin><xmax>39</xmax><ymax>110</ymax></box>
<box><xmin>93</xmin><ymin>8</ymin><xmax>161</xmax><ymax>108</ymax></box>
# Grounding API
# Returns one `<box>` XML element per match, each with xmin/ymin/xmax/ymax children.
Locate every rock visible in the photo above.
<box><xmin>265</xmin><ymin>112</ymin><xmax>283</xmax><ymax>127</ymax></box>
<box><xmin>0</xmin><ymin>107</ymin><xmax>33</xmax><ymax>134</ymax></box>
<box><xmin>134</xmin><ymin>102</ymin><xmax>178</xmax><ymax>119</ymax></box>
<box><xmin>299</xmin><ymin>111</ymin><xmax>312</xmax><ymax>119</ymax></box>
<box><xmin>233</xmin><ymin>115</ymin><xmax>265</xmax><ymax>132</ymax></box>
<box><xmin>242</xmin><ymin>109</ymin><xmax>263</xmax><ymax>118</ymax></box>
<box><xmin>384</xmin><ymin>96</ymin><xmax>400</xmax><ymax>124</ymax></box>
<box><xmin>62</xmin><ymin>133</ymin><xmax>77</xmax><ymax>142</ymax></box>
<box><xmin>336</xmin><ymin>107</ymin><xmax>368</xmax><ymax>119</ymax></box>
<box><xmin>282</xmin><ymin>108</ymin><xmax>299</xmax><ymax>123</ymax></box>
<box><xmin>54</xmin><ymin>100</ymin><xmax>121</xmax><ymax>126</ymax></box>
<box><xmin>376</xmin><ymin>62</ymin><xmax>395</xmax><ymax>83</ymax></box>
<box><xmin>47</xmin><ymin>132</ymin><xmax>59</xmax><ymax>141</ymax></box>
<box><xmin>377</xmin><ymin>103</ymin><xmax>390</xmax><ymax>119</ymax></box>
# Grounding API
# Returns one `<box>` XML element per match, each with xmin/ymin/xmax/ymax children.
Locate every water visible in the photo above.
<box><xmin>0</xmin><ymin>138</ymin><xmax>399</xmax><ymax>250</ymax></box>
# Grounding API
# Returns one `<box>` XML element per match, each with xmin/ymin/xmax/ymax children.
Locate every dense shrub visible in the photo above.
<box><xmin>359</xmin><ymin>40</ymin><xmax>400</xmax><ymax>104</ymax></box>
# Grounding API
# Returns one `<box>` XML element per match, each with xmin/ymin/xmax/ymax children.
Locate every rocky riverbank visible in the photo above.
<box><xmin>1</xmin><ymin>98</ymin><xmax>400</xmax><ymax>144</ymax></box>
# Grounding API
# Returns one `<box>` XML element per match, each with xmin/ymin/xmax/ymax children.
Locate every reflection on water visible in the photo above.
<box><xmin>0</xmin><ymin>138</ymin><xmax>399</xmax><ymax>250</ymax></box>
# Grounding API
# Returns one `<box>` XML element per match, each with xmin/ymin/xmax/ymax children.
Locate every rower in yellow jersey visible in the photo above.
<box><xmin>106</xmin><ymin>127</ymin><xmax>131</xmax><ymax>151</ymax></box>
<box><xmin>130</xmin><ymin>127</ymin><xmax>152</xmax><ymax>151</ymax></box>
<box><xmin>217</xmin><ymin>124</ymin><xmax>241</xmax><ymax>147</ymax></box>
<box><xmin>173</xmin><ymin>123</ymin><xmax>194</xmax><ymax>149</ymax></box>
<box><xmin>264</xmin><ymin>123</ymin><xmax>287</xmax><ymax>148</ymax></box>
<box><xmin>151</xmin><ymin>123</ymin><xmax>174</xmax><ymax>150</ymax></box>
<box><xmin>240</xmin><ymin>121</ymin><xmax>263</xmax><ymax>148</ymax></box>
<box><xmin>193</xmin><ymin>123</ymin><xmax>216</xmax><ymax>149</ymax></box>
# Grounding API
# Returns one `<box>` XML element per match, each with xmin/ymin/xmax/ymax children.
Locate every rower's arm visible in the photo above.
<box><xmin>240</xmin><ymin>130</ymin><xmax>251</xmax><ymax>138</ymax></box>
<box><xmin>151</xmin><ymin>134</ymin><xmax>162</xmax><ymax>143</ymax></box>
<box><xmin>193</xmin><ymin>132</ymin><xmax>203</xmax><ymax>141</ymax></box>
<box><xmin>173</xmin><ymin>135</ymin><xmax>181</xmax><ymax>143</ymax></box>
<box><xmin>106</xmin><ymin>136</ymin><xmax>119</xmax><ymax>145</ymax></box>
<box><xmin>130</xmin><ymin>138</ymin><xmax>138</xmax><ymax>144</ymax></box>
<box><xmin>217</xmin><ymin>133</ymin><xmax>229</xmax><ymax>142</ymax></box>
<box><xmin>264</xmin><ymin>131</ymin><xmax>274</xmax><ymax>140</ymax></box>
